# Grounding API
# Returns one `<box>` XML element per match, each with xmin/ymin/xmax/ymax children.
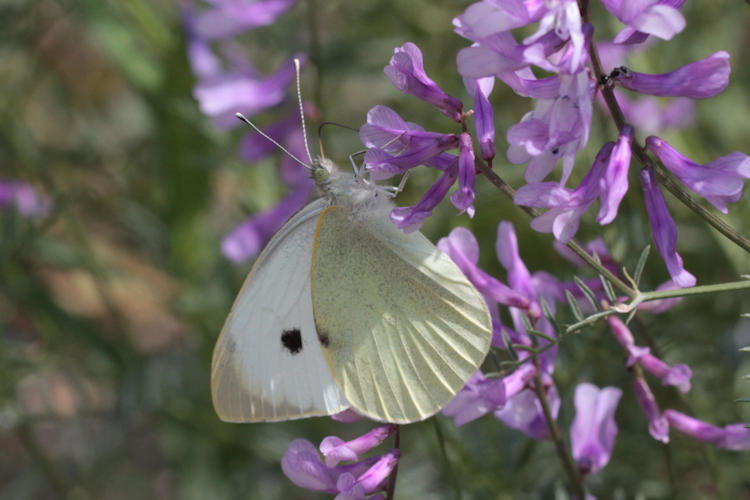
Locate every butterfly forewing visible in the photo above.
<box><xmin>310</xmin><ymin>206</ymin><xmax>492</xmax><ymax>423</ymax></box>
<box><xmin>212</xmin><ymin>198</ymin><xmax>350</xmax><ymax>422</ymax></box>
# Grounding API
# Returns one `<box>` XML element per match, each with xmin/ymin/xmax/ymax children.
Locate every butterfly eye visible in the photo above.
<box><xmin>312</xmin><ymin>166</ymin><xmax>329</xmax><ymax>183</ymax></box>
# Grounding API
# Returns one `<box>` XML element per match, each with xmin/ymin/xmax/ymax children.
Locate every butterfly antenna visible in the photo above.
<box><xmin>294</xmin><ymin>58</ymin><xmax>315</xmax><ymax>164</ymax></box>
<box><xmin>235</xmin><ymin>113</ymin><xmax>313</xmax><ymax>171</ymax></box>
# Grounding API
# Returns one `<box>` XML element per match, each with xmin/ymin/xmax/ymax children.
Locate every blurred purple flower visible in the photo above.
<box><xmin>633</xmin><ymin>376</ymin><xmax>669</xmax><ymax>443</ymax></box>
<box><xmin>645</xmin><ymin>136</ymin><xmax>750</xmax><ymax>214</ymax></box>
<box><xmin>664</xmin><ymin>410</ymin><xmax>750</xmax><ymax>451</ymax></box>
<box><xmin>320</xmin><ymin>425</ymin><xmax>396</xmax><ymax>467</ymax></box>
<box><xmin>281</xmin><ymin>439</ymin><xmax>399</xmax><ymax>497</ymax></box>
<box><xmin>495</xmin><ymin>380</ymin><xmax>560</xmax><ymax>440</ymax></box>
<box><xmin>608</xmin><ymin>316</ymin><xmax>692</xmax><ymax>393</ymax></box>
<box><xmin>570</xmin><ymin>383</ymin><xmax>622</xmax><ymax>476</ymax></box>
<box><xmin>0</xmin><ymin>180</ymin><xmax>52</xmax><ymax>218</ymax></box>
<box><xmin>385</xmin><ymin>42</ymin><xmax>464</xmax><ymax>122</ymax></box>
<box><xmin>191</xmin><ymin>0</ymin><xmax>299</xmax><ymax>40</ymax></box>
<box><xmin>613</xmin><ymin>95</ymin><xmax>695</xmax><ymax>135</ymax></box>
<box><xmin>611</xmin><ymin>51</ymin><xmax>731</xmax><ymax>99</ymax></box>
<box><xmin>193</xmin><ymin>56</ymin><xmax>299</xmax><ymax>128</ymax></box>
<box><xmin>640</xmin><ymin>167</ymin><xmax>696</xmax><ymax>287</ymax></box>
<box><xmin>600</xmin><ymin>0</ymin><xmax>686</xmax><ymax>44</ymax></box>
<box><xmin>221</xmin><ymin>180</ymin><xmax>312</xmax><ymax>262</ymax></box>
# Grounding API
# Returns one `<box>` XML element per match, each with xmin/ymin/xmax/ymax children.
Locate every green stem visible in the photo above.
<box><xmin>433</xmin><ymin>419</ymin><xmax>463</xmax><ymax>500</ymax></box>
<box><xmin>531</xmin><ymin>357</ymin><xmax>586</xmax><ymax>499</ymax></box>
<box><xmin>385</xmin><ymin>425</ymin><xmax>401</xmax><ymax>500</ymax></box>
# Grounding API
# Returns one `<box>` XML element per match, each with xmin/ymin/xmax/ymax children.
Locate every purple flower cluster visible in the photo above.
<box><xmin>0</xmin><ymin>179</ymin><xmax>51</xmax><ymax>218</ymax></box>
<box><xmin>608</xmin><ymin>315</ymin><xmax>750</xmax><ymax>449</ymax></box>
<box><xmin>281</xmin><ymin>425</ymin><xmax>399</xmax><ymax>499</ymax></box>
<box><xmin>183</xmin><ymin>0</ymin><xmax>314</xmax><ymax>263</ymax></box>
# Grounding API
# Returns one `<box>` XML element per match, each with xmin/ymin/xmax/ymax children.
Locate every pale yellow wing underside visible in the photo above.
<box><xmin>310</xmin><ymin>206</ymin><xmax>492</xmax><ymax>424</ymax></box>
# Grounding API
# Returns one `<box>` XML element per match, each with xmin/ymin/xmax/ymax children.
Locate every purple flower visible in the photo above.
<box><xmin>390</xmin><ymin>165</ymin><xmax>458</xmax><ymax>233</ymax></box>
<box><xmin>190</xmin><ymin>0</ymin><xmax>299</xmax><ymax>40</ymax></box>
<box><xmin>611</xmin><ymin>95</ymin><xmax>695</xmax><ymax>135</ymax></box>
<box><xmin>281</xmin><ymin>439</ymin><xmax>399</xmax><ymax>497</ymax></box>
<box><xmin>633</xmin><ymin>376</ymin><xmax>669</xmax><ymax>443</ymax></box>
<box><xmin>464</xmin><ymin>76</ymin><xmax>496</xmax><ymax>162</ymax></box>
<box><xmin>664</xmin><ymin>410</ymin><xmax>750</xmax><ymax>451</ymax></box>
<box><xmin>221</xmin><ymin>180</ymin><xmax>312</xmax><ymax>262</ymax></box>
<box><xmin>597</xmin><ymin>125</ymin><xmax>633</xmax><ymax>225</ymax></box>
<box><xmin>193</xmin><ymin>56</ymin><xmax>300</xmax><ymax>128</ymax></box>
<box><xmin>645</xmin><ymin>136</ymin><xmax>750</xmax><ymax>214</ymax></box>
<box><xmin>450</xmin><ymin>132</ymin><xmax>477</xmax><ymax>216</ymax></box>
<box><xmin>320</xmin><ymin>425</ymin><xmax>397</xmax><ymax>467</ymax></box>
<box><xmin>506</xmin><ymin>72</ymin><xmax>594</xmax><ymax>184</ymax></box>
<box><xmin>495</xmin><ymin>381</ymin><xmax>560</xmax><ymax>440</ymax></box>
<box><xmin>360</xmin><ymin>106</ymin><xmax>459</xmax><ymax>180</ymax></box>
<box><xmin>0</xmin><ymin>180</ymin><xmax>52</xmax><ymax>218</ymax></box>
<box><xmin>639</xmin><ymin>353</ymin><xmax>692</xmax><ymax>393</ymax></box>
<box><xmin>611</xmin><ymin>51</ymin><xmax>731</xmax><ymax>99</ymax></box>
<box><xmin>514</xmin><ymin>142</ymin><xmax>614</xmax><ymax>242</ymax></box>
<box><xmin>600</xmin><ymin>0</ymin><xmax>686</xmax><ymax>43</ymax></box>
<box><xmin>608</xmin><ymin>316</ymin><xmax>692</xmax><ymax>392</ymax></box>
<box><xmin>640</xmin><ymin>167</ymin><xmax>696</xmax><ymax>287</ymax></box>
<box><xmin>385</xmin><ymin>43</ymin><xmax>464</xmax><ymax>122</ymax></box>
<box><xmin>452</xmin><ymin>1</ymin><xmax>547</xmax><ymax>41</ymax></box>
<box><xmin>570</xmin><ymin>383</ymin><xmax>623</xmax><ymax>476</ymax></box>
<box><xmin>437</xmin><ymin>227</ymin><xmax>529</xmax><ymax>308</ymax></box>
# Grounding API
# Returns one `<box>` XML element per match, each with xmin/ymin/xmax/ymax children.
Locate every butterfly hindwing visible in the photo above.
<box><xmin>211</xmin><ymin>198</ymin><xmax>349</xmax><ymax>422</ymax></box>
<box><xmin>310</xmin><ymin>205</ymin><xmax>492</xmax><ymax>423</ymax></box>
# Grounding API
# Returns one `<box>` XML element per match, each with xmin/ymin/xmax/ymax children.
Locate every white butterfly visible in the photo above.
<box><xmin>211</xmin><ymin>103</ymin><xmax>492</xmax><ymax>424</ymax></box>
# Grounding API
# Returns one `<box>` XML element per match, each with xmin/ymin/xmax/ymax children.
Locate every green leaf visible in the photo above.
<box><xmin>565</xmin><ymin>290</ymin><xmax>584</xmax><ymax>322</ymax></box>
<box><xmin>633</xmin><ymin>245</ymin><xmax>651</xmax><ymax>286</ymax></box>
<box><xmin>574</xmin><ymin>276</ymin><xmax>600</xmax><ymax>312</ymax></box>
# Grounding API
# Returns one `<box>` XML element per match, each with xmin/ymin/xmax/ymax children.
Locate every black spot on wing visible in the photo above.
<box><xmin>318</xmin><ymin>330</ymin><xmax>330</xmax><ymax>348</ymax></box>
<box><xmin>281</xmin><ymin>328</ymin><xmax>303</xmax><ymax>354</ymax></box>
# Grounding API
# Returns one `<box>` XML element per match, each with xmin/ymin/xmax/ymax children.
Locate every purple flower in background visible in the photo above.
<box><xmin>633</xmin><ymin>376</ymin><xmax>669</xmax><ymax>443</ymax></box>
<box><xmin>607</xmin><ymin>316</ymin><xmax>692</xmax><ymax>393</ymax></box>
<box><xmin>600</xmin><ymin>0</ymin><xmax>686</xmax><ymax>44</ymax></box>
<box><xmin>190</xmin><ymin>0</ymin><xmax>299</xmax><ymax>40</ymax></box>
<box><xmin>282</xmin><ymin>438</ymin><xmax>399</xmax><ymax>497</ymax></box>
<box><xmin>664</xmin><ymin>410</ymin><xmax>750</xmax><ymax>451</ymax></box>
<box><xmin>570</xmin><ymin>383</ymin><xmax>622</xmax><ymax>476</ymax></box>
<box><xmin>221</xmin><ymin>181</ymin><xmax>312</xmax><ymax>262</ymax></box>
<box><xmin>320</xmin><ymin>425</ymin><xmax>396</xmax><ymax>467</ymax></box>
<box><xmin>0</xmin><ymin>180</ymin><xmax>52</xmax><ymax>218</ymax></box>
<box><xmin>645</xmin><ymin>136</ymin><xmax>750</xmax><ymax>214</ymax></box>
<box><xmin>611</xmin><ymin>51</ymin><xmax>731</xmax><ymax>99</ymax></box>
<box><xmin>613</xmin><ymin>95</ymin><xmax>695</xmax><ymax>135</ymax></box>
<box><xmin>495</xmin><ymin>380</ymin><xmax>560</xmax><ymax>440</ymax></box>
<box><xmin>385</xmin><ymin>42</ymin><xmax>464</xmax><ymax>122</ymax></box>
<box><xmin>193</xmin><ymin>56</ymin><xmax>299</xmax><ymax>128</ymax></box>
<box><xmin>640</xmin><ymin>167</ymin><xmax>696</xmax><ymax>287</ymax></box>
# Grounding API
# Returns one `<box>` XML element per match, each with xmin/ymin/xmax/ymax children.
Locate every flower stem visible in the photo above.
<box><xmin>531</xmin><ymin>356</ymin><xmax>586</xmax><ymax>499</ymax></box>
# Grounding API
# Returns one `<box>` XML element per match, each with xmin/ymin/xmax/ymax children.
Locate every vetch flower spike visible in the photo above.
<box><xmin>599</xmin><ymin>0</ymin><xmax>686</xmax><ymax>44</ymax></box>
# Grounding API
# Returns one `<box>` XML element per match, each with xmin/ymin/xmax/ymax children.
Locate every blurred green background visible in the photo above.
<box><xmin>2</xmin><ymin>0</ymin><xmax>750</xmax><ymax>498</ymax></box>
